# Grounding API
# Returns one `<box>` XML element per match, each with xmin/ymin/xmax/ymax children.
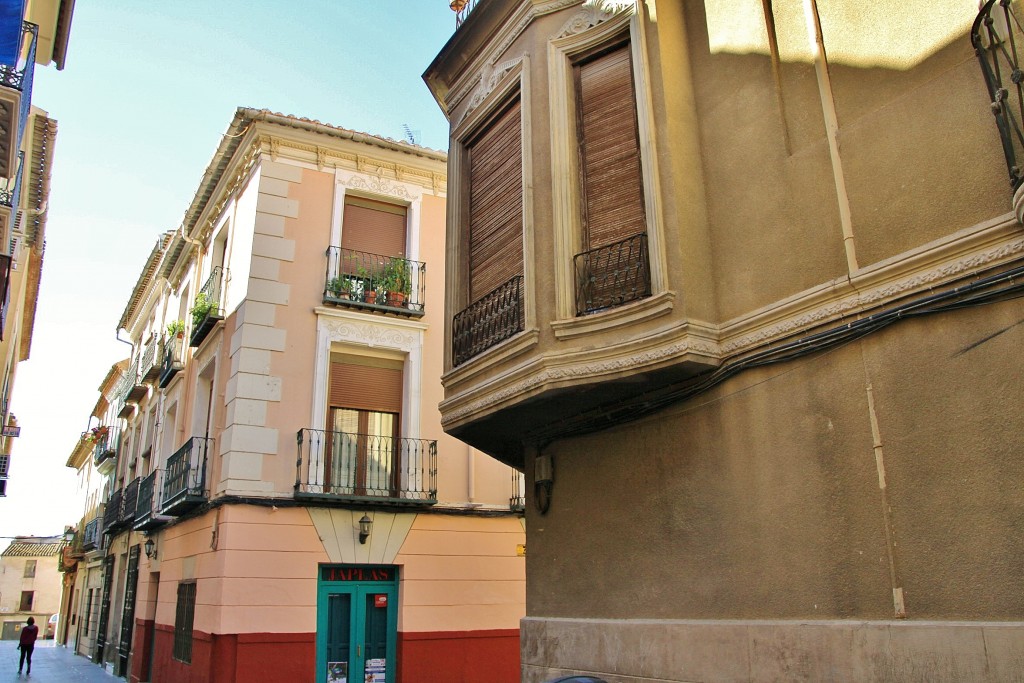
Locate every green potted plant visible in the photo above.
<box><xmin>190</xmin><ymin>292</ymin><xmax>214</xmax><ymax>329</ymax></box>
<box><xmin>166</xmin><ymin>320</ymin><xmax>185</xmax><ymax>338</ymax></box>
<box><xmin>383</xmin><ymin>257</ymin><xmax>412</xmax><ymax>307</ymax></box>
<box><xmin>328</xmin><ymin>275</ymin><xmax>353</xmax><ymax>300</ymax></box>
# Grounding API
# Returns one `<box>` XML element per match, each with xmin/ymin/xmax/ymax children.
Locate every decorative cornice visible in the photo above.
<box><xmin>341</xmin><ymin>173</ymin><xmax>414</xmax><ymax>201</ymax></box>
<box><xmin>461</xmin><ymin>58</ymin><xmax>524</xmax><ymax>125</ymax></box>
<box><xmin>441</xmin><ymin>215</ymin><xmax>1024</xmax><ymax>428</ymax></box>
<box><xmin>554</xmin><ymin>0</ymin><xmax>633</xmax><ymax>39</ymax></box>
<box><xmin>320</xmin><ymin>316</ymin><xmax>421</xmax><ymax>352</ymax></box>
<box><xmin>448</xmin><ymin>0</ymin><xmax>582</xmax><ymax>111</ymax></box>
<box><xmin>720</xmin><ymin>233</ymin><xmax>1024</xmax><ymax>354</ymax></box>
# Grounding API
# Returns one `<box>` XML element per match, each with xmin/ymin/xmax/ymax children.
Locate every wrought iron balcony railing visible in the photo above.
<box><xmin>91</xmin><ymin>426</ymin><xmax>119</xmax><ymax>467</ymax></box>
<box><xmin>973</xmin><ymin>0</ymin><xmax>1024</xmax><ymax>190</ymax></box>
<box><xmin>120</xmin><ymin>477</ymin><xmax>140</xmax><ymax>525</ymax></box>
<box><xmin>574</xmin><ymin>232</ymin><xmax>651</xmax><ymax>315</ymax></box>
<box><xmin>103</xmin><ymin>488</ymin><xmax>123</xmax><ymax>532</ymax></box>
<box><xmin>82</xmin><ymin>517</ymin><xmax>100</xmax><ymax>551</ymax></box>
<box><xmin>159</xmin><ymin>333</ymin><xmax>185</xmax><ymax>388</ymax></box>
<box><xmin>0</xmin><ymin>22</ymin><xmax>37</xmax><ymax>138</ymax></box>
<box><xmin>139</xmin><ymin>337</ymin><xmax>159</xmax><ymax>383</ymax></box>
<box><xmin>323</xmin><ymin>247</ymin><xmax>426</xmax><ymax>316</ymax></box>
<box><xmin>451</xmin><ymin>0</ymin><xmax>481</xmax><ymax>28</ymax></box>
<box><xmin>161</xmin><ymin>437</ymin><xmax>211</xmax><ymax>516</ymax></box>
<box><xmin>511</xmin><ymin>470</ymin><xmax>525</xmax><ymax>512</ymax></box>
<box><xmin>452</xmin><ymin>275</ymin><xmax>524</xmax><ymax>366</ymax></box>
<box><xmin>190</xmin><ymin>266</ymin><xmax>226</xmax><ymax>347</ymax></box>
<box><xmin>0</xmin><ymin>151</ymin><xmax>23</xmax><ymax>208</ymax></box>
<box><xmin>295</xmin><ymin>428</ymin><xmax>437</xmax><ymax>505</ymax></box>
<box><xmin>134</xmin><ymin>469</ymin><xmax>171</xmax><ymax>530</ymax></box>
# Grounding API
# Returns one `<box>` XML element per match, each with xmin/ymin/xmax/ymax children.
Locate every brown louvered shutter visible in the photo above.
<box><xmin>467</xmin><ymin>97</ymin><xmax>524</xmax><ymax>302</ymax></box>
<box><xmin>341</xmin><ymin>197</ymin><xmax>408</xmax><ymax>257</ymax></box>
<box><xmin>576</xmin><ymin>42</ymin><xmax>646</xmax><ymax>250</ymax></box>
<box><xmin>329</xmin><ymin>359</ymin><xmax>403</xmax><ymax>414</ymax></box>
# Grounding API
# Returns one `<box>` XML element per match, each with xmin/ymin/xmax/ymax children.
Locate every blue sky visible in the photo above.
<box><xmin>0</xmin><ymin>1</ymin><xmax>457</xmax><ymax>544</ymax></box>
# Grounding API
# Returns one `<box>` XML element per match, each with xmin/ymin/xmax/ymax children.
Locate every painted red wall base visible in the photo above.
<box><xmin>148</xmin><ymin>625</ymin><xmax>315</xmax><ymax>683</ymax></box>
<box><xmin>398</xmin><ymin>629</ymin><xmax>520</xmax><ymax>683</ymax></box>
<box><xmin>135</xmin><ymin>626</ymin><xmax>518</xmax><ymax>682</ymax></box>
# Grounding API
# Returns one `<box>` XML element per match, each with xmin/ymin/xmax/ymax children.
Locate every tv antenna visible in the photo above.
<box><xmin>402</xmin><ymin>124</ymin><xmax>421</xmax><ymax>145</ymax></box>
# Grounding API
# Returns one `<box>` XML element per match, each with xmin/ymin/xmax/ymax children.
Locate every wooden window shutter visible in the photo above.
<box><xmin>467</xmin><ymin>97</ymin><xmax>524</xmax><ymax>302</ymax></box>
<box><xmin>575</xmin><ymin>41</ymin><xmax>646</xmax><ymax>250</ymax></box>
<box><xmin>341</xmin><ymin>196</ymin><xmax>408</xmax><ymax>257</ymax></box>
<box><xmin>329</xmin><ymin>358</ymin><xmax>403</xmax><ymax>414</ymax></box>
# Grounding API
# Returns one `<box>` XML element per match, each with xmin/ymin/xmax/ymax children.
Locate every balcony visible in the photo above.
<box><xmin>102</xmin><ymin>488</ymin><xmax>123</xmax><ymax>532</ymax></box>
<box><xmin>974</xmin><ymin>0</ymin><xmax>1024</xmax><ymax>210</ymax></box>
<box><xmin>134</xmin><ymin>470</ymin><xmax>172</xmax><ymax>531</ymax></box>
<box><xmin>452</xmin><ymin>275</ymin><xmax>524</xmax><ymax>366</ymax></box>
<box><xmin>158</xmin><ymin>333</ymin><xmax>185</xmax><ymax>388</ymax></box>
<box><xmin>190</xmin><ymin>266</ymin><xmax>226</xmax><ymax>347</ymax></box>
<box><xmin>451</xmin><ymin>0</ymin><xmax>481</xmax><ymax>28</ymax></box>
<box><xmin>511</xmin><ymin>470</ymin><xmax>525</xmax><ymax>513</ymax></box>
<box><xmin>323</xmin><ymin>247</ymin><xmax>426</xmax><ymax>317</ymax></box>
<box><xmin>139</xmin><ymin>337</ymin><xmax>161</xmax><ymax>383</ymax></box>
<box><xmin>0</xmin><ymin>22</ymin><xmax>37</xmax><ymax>182</ymax></box>
<box><xmin>119</xmin><ymin>477</ymin><xmax>140</xmax><ymax>526</ymax></box>
<box><xmin>574</xmin><ymin>233</ymin><xmax>651</xmax><ymax>316</ymax></box>
<box><xmin>89</xmin><ymin>426</ymin><xmax>119</xmax><ymax>468</ymax></box>
<box><xmin>115</xmin><ymin>357</ymin><xmax>147</xmax><ymax>418</ymax></box>
<box><xmin>295</xmin><ymin>428</ymin><xmax>437</xmax><ymax>506</ymax></box>
<box><xmin>81</xmin><ymin>517</ymin><xmax>100</xmax><ymax>551</ymax></box>
<box><xmin>161</xmin><ymin>437</ymin><xmax>211</xmax><ymax>516</ymax></box>
<box><xmin>0</xmin><ymin>150</ymin><xmax>22</xmax><ymax>208</ymax></box>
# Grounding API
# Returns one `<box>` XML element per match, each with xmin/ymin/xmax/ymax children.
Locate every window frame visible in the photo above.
<box><xmin>548</xmin><ymin>7</ymin><xmax>669</xmax><ymax>329</ymax></box>
<box><xmin>19</xmin><ymin>590</ymin><xmax>33</xmax><ymax>611</ymax></box>
<box><xmin>173</xmin><ymin>580</ymin><xmax>197</xmax><ymax>664</ymax></box>
<box><xmin>446</xmin><ymin>56</ymin><xmax>537</xmax><ymax>369</ymax></box>
<box><xmin>23</xmin><ymin>559</ymin><xmax>35</xmax><ymax>578</ymax></box>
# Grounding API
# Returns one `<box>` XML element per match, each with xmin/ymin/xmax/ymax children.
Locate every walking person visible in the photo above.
<box><xmin>16</xmin><ymin>616</ymin><xmax>38</xmax><ymax>675</ymax></box>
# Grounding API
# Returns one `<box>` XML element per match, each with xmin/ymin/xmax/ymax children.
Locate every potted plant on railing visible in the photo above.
<box><xmin>190</xmin><ymin>292</ymin><xmax>214</xmax><ymax>329</ymax></box>
<box><xmin>356</xmin><ymin>264</ymin><xmax>378</xmax><ymax>304</ymax></box>
<box><xmin>328</xmin><ymin>275</ymin><xmax>354</xmax><ymax>300</ymax></box>
<box><xmin>383</xmin><ymin>257</ymin><xmax>412</xmax><ymax>308</ymax></box>
<box><xmin>166</xmin><ymin>320</ymin><xmax>185</xmax><ymax>338</ymax></box>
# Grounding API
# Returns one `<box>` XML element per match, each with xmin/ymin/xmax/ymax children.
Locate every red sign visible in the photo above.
<box><xmin>374</xmin><ymin>594</ymin><xmax>387</xmax><ymax>608</ymax></box>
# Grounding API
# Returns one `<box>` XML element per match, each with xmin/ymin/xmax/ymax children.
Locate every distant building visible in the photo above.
<box><xmin>0</xmin><ymin>0</ymin><xmax>74</xmax><ymax>496</ymax></box>
<box><xmin>65</xmin><ymin>108</ymin><xmax>525</xmax><ymax>683</ymax></box>
<box><xmin>425</xmin><ymin>1</ymin><xmax>1024</xmax><ymax>681</ymax></box>
<box><xmin>0</xmin><ymin>535</ymin><xmax>64</xmax><ymax>640</ymax></box>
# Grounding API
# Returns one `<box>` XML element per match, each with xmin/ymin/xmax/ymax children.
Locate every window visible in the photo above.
<box><xmin>549</xmin><ymin>6</ymin><xmax>667</xmax><ymax>327</ymax></box>
<box><xmin>451</xmin><ymin>93</ymin><xmax>527</xmax><ymax>365</ymax></box>
<box><xmin>571</xmin><ymin>38</ymin><xmax>650</xmax><ymax>315</ymax></box>
<box><xmin>23</xmin><ymin>559</ymin><xmax>35</xmax><ymax>578</ymax></box>
<box><xmin>326</xmin><ymin>355</ymin><xmax>403</xmax><ymax>497</ymax></box>
<box><xmin>19</xmin><ymin>590</ymin><xmax>33</xmax><ymax>611</ymax></box>
<box><xmin>0</xmin><ymin>453</ymin><xmax>8</xmax><ymax>477</ymax></box>
<box><xmin>173</xmin><ymin>581</ymin><xmax>197</xmax><ymax>663</ymax></box>
<box><xmin>467</xmin><ymin>96</ymin><xmax>524</xmax><ymax>304</ymax></box>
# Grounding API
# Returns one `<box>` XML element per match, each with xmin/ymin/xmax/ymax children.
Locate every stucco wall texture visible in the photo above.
<box><xmin>526</xmin><ymin>298</ymin><xmax>1024</xmax><ymax>621</ymax></box>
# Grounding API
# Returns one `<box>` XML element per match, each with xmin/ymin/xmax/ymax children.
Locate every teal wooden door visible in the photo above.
<box><xmin>317</xmin><ymin>565</ymin><xmax>398</xmax><ymax>683</ymax></box>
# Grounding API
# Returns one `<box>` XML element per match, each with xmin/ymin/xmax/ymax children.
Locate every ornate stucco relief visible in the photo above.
<box><xmin>460</xmin><ymin>58</ymin><xmax>524</xmax><ymax>125</ymax></box>
<box><xmin>554</xmin><ymin>0</ymin><xmax>633</xmax><ymax>39</ymax></box>
<box><xmin>340</xmin><ymin>173</ymin><xmax>415</xmax><ymax>201</ymax></box>
<box><xmin>320</xmin><ymin>316</ymin><xmax>420</xmax><ymax>353</ymax></box>
<box><xmin>442</xmin><ymin>217</ymin><xmax>1024</xmax><ymax>426</ymax></box>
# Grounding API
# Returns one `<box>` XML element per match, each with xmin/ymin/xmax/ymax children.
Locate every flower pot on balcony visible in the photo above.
<box><xmin>386</xmin><ymin>292</ymin><xmax>407</xmax><ymax>308</ymax></box>
<box><xmin>364</xmin><ymin>290</ymin><xmax>378</xmax><ymax>305</ymax></box>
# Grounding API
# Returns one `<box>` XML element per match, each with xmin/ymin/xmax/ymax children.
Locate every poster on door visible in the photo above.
<box><xmin>327</xmin><ymin>661</ymin><xmax>348</xmax><ymax>682</ymax></box>
<box><xmin>364</xmin><ymin>658</ymin><xmax>386</xmax><ymax>682</ymax></box>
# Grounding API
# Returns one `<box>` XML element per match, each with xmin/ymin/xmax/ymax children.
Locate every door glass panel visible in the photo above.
<box><xmin>330</xmin><ymin>409</ymin><xmax>360</xmax><ymax>494</ymax></box>
<box><xmin>365</xmin><ymin>412</ymin><xmax>395</xmax><ymax>495</ymax></box>
<box><xmin>363</xmin><ymin>592</ymin><xmax>389</xmax><ymax>681</ymax></box>
<box><xmin>325</xmin><ymin>593</ymin><xmax>351</xmax><ymax>679</ymax></box>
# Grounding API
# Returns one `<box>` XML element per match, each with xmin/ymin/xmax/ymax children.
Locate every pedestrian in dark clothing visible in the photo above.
<box><xmin>17</xmin><ymin>616</ymin><xmax>38</xmax><ymax>675</ymax></box>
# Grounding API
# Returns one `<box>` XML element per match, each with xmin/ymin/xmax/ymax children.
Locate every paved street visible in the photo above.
<box><xmin>0</xmin><ymin>641</ymin><xmax>118</xmax><ymax>681</ymax></box>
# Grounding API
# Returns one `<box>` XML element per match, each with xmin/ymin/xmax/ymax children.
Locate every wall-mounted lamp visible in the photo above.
<box><xmin>358</xmin><ymin>514</ymin><xmax>372</xmax><ymax>545</ymax></box>
<box><xmin>144</xmin><ymin>538</ymin><xmax>157</xmax><ymax>560</ymax></box>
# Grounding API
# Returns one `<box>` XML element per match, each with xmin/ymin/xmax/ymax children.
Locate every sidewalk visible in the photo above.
<box><xmin>0</xmin><ymin>640</ymin><xmax>118</xmax><ymax>681</ymax></box>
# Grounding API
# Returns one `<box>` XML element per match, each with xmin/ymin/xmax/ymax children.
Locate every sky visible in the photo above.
<box><xmin>0</xmin><ymin>1</ymin><xmax>457</xmax><ymax>548</ymax></box>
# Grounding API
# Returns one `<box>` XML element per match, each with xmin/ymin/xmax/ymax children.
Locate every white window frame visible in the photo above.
<box><xmin>548</xmin><ymin>6</ymin><xmax>669</xmax><ymax>327</ymax></box>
